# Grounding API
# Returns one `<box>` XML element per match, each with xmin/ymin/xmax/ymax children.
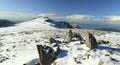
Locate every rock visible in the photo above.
<box><xmin>53</xmin><ymin>62</ymin><xmax>57</xmax><ymax>65</ymax></box>
<box><xmin>57</xmin><ymin>21</ymin><xmax>73</xmax><ymax>28</ymax></box>
<box><xmin>97</xmin><ymin>40</ymin><xmax>109</xmax><ymax>45</ymax></box>
<box><xmin>54</xmin><ymin>46</ymin><xmax>61</xmax><ymax>56</ymax></box>
<box><xmin>73</xmin><ymin>57</ymin><xmax>81</xmax><ymax>64</ymax></box>
<box><xmin>0</xmin><ymin>56</ymin><xmax>9</xmax><ymax>63</ymax></box>
<box><xmin>106</xmin><ymin>50</ymin><xmax>113</xmax><ymax>55</ymax></box>
<box><xmin>49</xmin><ymin>37</ymin><xmax>56</xmax><ymax>44</ymax></box>
<box><xmin>66</xmin><ymin>30</ymin><xmax>73</xmax><ymax>42</ymax></box>
<box><xmin>98</xmin><ymin>59</ymin><xmax>104</xmax><ymax>65</ymax></box>
<box><xmin>35</xmin><ymin>63</ymin><xmax>40</xmax><ymax>65</ymax></box>
<box><xmin>0</xmin><ymin>19</ymin><xmax>15</xmax><ymax>28</ymax></box>
<box><xmin>84</xmin><ymin>53</ymin><xmax>90</xmax><ymax>59</ymax></box>
<box><xmin>85</xmin><ymin>31</ymin><xmax>98</xmax><ymax>50</ymax></box>
<box><xmin>73</xmin><ymin>32</ymin><xmax>84</xmax><ymax>44</ymax></box>
<box><xmin>37</xmin><ymin>45</ymin><xmax>60</xmax><ymax>65</ymax></box>
<box><xmin>48</xmin><ymin>47</ymin><xmax>54</xmax><ymax>54</ymax></box>
<box><xmin>71</xmin><ymin>24</ymin><xmax>80</xmax><ymax>29</ymax></box>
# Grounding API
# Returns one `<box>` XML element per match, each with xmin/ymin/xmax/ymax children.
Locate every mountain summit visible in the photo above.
<box><xmin>18</xmin><ymin>17</ymin><xmax>57</xmax><ymax>29</ymax></box>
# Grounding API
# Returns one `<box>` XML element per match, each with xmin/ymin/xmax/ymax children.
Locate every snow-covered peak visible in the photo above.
<box><xmin>0</xmin><ymin>17</ymin><xmax>57</xmax><ymax>33</ymax></box>
<box><xmin>18</xmin><ymin>17</ymin><xmax>55</xmax><ymax>26</ymax></box>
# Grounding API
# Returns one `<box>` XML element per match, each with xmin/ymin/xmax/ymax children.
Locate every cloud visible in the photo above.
<box><xmin>39</xmin><ymin>13</ymin><xmax>66</xmax><ymax>21</ymax></box>
<box><xmin>65</xmin><ymin>15</ymin><xmax>94</xmax><ymax>21</ymax></box>
<box><xmin>0</xmin><ymin>12</ymin><xmax>37</xmax><ymax>21</ymax></box>
<box><xmin>105</xmin><ymin>16</ymin><xmax>120</xmax><ymax>21</ymax></box>
<box><xmin>38</xmin><ymin>14</ymin><xmax>103</xmax><ymax>22</ymax></box>
<box><xmin>1</xmin><ymin>12</ymin><xmax>120</xmax><ymax>25</ymax></box>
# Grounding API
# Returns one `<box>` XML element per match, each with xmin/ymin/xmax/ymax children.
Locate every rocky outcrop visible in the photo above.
<box><xmin>0</xmin><ymin>19</ymin><xmax>15</xmax><ymax>28</ymax></box>
<box><xmin>57</xmin><ymin>21</ymin><xmax>73</xmax><ymax>28</ymax></box>
<box><xmin>36</xmin><ymin>45</ymin><xmax>61</xmax><ymax>65</ymax></box>
<box><xmin>66</xmin><ymin>30</ymin><xmax>73</xmax><ymax>42</ymax></box>
<box><xmin>57</xmin><ymin>21</ymin><xmax>80</xmax><ymax>29</ymax></box>
<box><xmin>85</xmin><ymin>31</ymin><xmax>98</xmax><ymax>50</ymax></box>
<box><xmin>73</xmin><ymin>32</ymin><xmax>84</xmax><ymax>44</ymax></box>
<box><xmin>41</xmin><ymin>17</ymin><xmax>81</xmax><ymax>29</ymax></box>
<box><xmin>71</xmin><ymin>24</ymin><xmax>80</xmax><ymax>29</ymax></box>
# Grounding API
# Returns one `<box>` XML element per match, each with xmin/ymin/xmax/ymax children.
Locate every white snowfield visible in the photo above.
<box><xmin>0</xmin><ymin>17</ymin><xmax>57</xmax><ymax>33</ymax></box>
<box><xmin>0</xmin><ymin>17</ymin><xmax>120</xmax><ymax>65</ymax></box>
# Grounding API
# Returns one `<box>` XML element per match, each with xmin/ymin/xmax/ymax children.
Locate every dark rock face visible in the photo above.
<box><xmin>57</xmin><ymin>21</ymin><xmax>73</xmax><ymax>28</ymax></box>
<box><xmin>45</xmin><ymin>19</ymin><xmax>59</xmax><ymax>27</ymax></box>
<box><xmin>0</xmin><ymin>19</ymin><xmax>15</xmax><ymax>28</ymax></box>
<box><xmin>45</xmin><ymin>17</ymin><xmax>80</xmax><ymax>29</ymax></box>
<box><xmin>71</xmin><ymin>24</ymin><xmax>80</xmax><ymax>29</ymax></box>
<box><xmin>85</xmin><ymin>31</ymin><xmax>98</xmax><ymax>50</ymax></box>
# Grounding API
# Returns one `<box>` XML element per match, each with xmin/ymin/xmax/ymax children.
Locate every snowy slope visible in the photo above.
<box><xmin>17</xmin><ymin>17</ymin><xmax>57</xmax><ymax>29</ymax></box>
<box><xmin>0</xmin><ymin>17</ymin><xmax>57</xmax><ymax>33</ymax></box>
<box><xmin>0</xmin><ymin>29</ymin><xmax>120</xmax><ymax>65</ymax></box>
<box><xmin>0</xmin><ymin>17</ymin><xmax>120</xmax><ymax>65</ymax></box>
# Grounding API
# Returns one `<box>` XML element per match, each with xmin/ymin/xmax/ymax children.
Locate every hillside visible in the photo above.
<box><xmin>0</xmin><ymin>17</ymin><xmax>120</xmax><ymax>65</ymax></box>
<box><xmin>0</xmin><ymin>19</ymin><xmax>15</xmax><ymax>28</ymax></box>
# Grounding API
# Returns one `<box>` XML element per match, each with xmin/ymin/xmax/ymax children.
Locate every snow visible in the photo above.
<box><xmin>0</xmin><ymin>17</ymin><xmax>120</xmax><ymax>65</ymax></box>
<box><xmin>0</xmin><ymin>17</ymin><xmax>57</xmax><ymax>33</ymax></box>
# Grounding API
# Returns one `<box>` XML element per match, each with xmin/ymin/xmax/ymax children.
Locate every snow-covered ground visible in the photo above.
<box><xmin>0</xmin><ymin>17</ymin><xmax>120</xmax><ymax>65</ymax></box>
<box><xmin>0</xmin><ymin>17</ymin><xmax>57</xmax><ymax>33</ymax></box>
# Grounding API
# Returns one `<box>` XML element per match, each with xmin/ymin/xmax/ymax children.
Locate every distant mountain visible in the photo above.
<box><xmin>19</xmin><ymin>17</ymin><xmax>80</xmax><ymax>29</ymax></box>
<box><xmin>0</xmin><ymin>17</ymin><xmax>81</xmax><ymax>30</ymax></box>
<box><xmin>94</xmin><ymin>28</ymin><xmax>120</xmax><ymax>32</ymax></box>
<box><xmin>0</xmin><ymin>19</ymin><xmax>15</xmax><ymax>28</ymax></box>
<box><xmin>57</xmin><ymin>21</ymin><xmax>73</xmax><ymax>28</ymax></box>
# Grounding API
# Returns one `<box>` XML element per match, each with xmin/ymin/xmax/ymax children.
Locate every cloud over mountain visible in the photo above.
<box><xmin>105</xmin><ymin>16</ymin><xmax>120</xmax><ymax>21</ymax></box>
<box><xmin>66</xmin><ymin>15</ymin><xmax>94</xmax><ymax>21</ymax></box>
<box><xmin>0</xmin><ymin>12</ymin><xmax>120</xmax><ymax>26</ymax></box>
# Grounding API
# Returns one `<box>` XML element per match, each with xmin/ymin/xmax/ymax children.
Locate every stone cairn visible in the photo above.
<box><xmin>85</xmin><ymin>31</ymin><xmax>98</xmax><ymax>50</ymax></box>
<box><xmin>36</xmin><ymin>45</ymin><xmax>61</xmax><ymax>65</ymax></box>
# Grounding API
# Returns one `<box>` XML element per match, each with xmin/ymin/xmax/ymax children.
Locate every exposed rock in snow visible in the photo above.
<box><xmin>85</xmin><ymin>31</ymin><xmax>98</xmax><ymax>50</ymax></box>
<box><xmin>66</xmin><ymin>30</ymin><xmax>73</xmax><ymax>42</ymax></box>
<box><xmin>57</xmin><ymin>21</ymin><xmax>73</xmax><ymax>28</ymax></box>
<box><xmin>0</xmin><ymin>19</ymin><xmax>15</xmax><ymax>28</ymax></box>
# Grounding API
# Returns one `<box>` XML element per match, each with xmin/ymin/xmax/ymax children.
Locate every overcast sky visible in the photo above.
<box><xmin>0</xmin><ymin>0</ymin><xmax>120</xmax><ymax>27</ymax></box>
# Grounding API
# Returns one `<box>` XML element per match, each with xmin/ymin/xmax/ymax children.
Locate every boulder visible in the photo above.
<box><xmin>85</xmin><ymin>31</ymin><xmax>98</xmax><ymax>50</ymax></box>
<box><xmin>71</xmin><ymin>24</ymin><xmax>80</xmax><ymax>29</ymax></box>
<box><xmin>37</xmin><ymin>45</ymin><xmax>60</xmax><ymax>65</ymax></box>
<box><xmin>49</xmin><ymin>37</ymin><xmax>56</xmax><ymax>44</ymax></box>
<box><xmin>97</xmin><ymin>40</ymin><xmax>109</xmax><ymax>45</ymax></box>
<box><xmin>73</xmin><ymin>32</ymin><xmax>84</xmax><ymax>44</ymax></box>
<box><xmin>66</xmin><ymin>30</ymin><xmax>73</xmax><ymax>42</ymax></box>
<box><xmin>98</xmin><ymin>59</ymin><xmax>104</xmax><ymax>65</ymax></box>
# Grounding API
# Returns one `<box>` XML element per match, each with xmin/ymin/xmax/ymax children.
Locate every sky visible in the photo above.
<box><xmin>0</xmin><ymin>0</ymin><xmax>120</xmax><ymax>27</ymax></box>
